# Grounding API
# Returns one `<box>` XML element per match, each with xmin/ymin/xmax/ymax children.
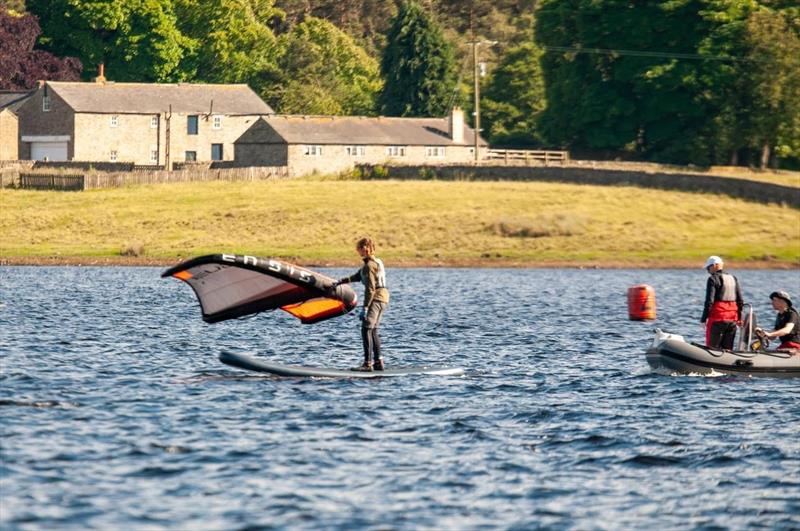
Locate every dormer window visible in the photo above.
<box><xmin>42</xmin><ymin>95</ymin><xmax>51</xmax><ymax>112</ymax></box>
<box><xmin>110</xmin><ymin>115</ymin><xmax>119</xmax><ymax>128</ymax></box>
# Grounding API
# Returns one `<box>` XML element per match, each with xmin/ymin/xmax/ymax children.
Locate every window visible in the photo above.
<box><xmin>42</xmin><ymin>95</ymin><xmax>51</xmax><ymax>112</ymax></box>
<box><xmin>150</xmin><ymin>116</ymin><xmax>159</xmax><ymax>129</ymax></box>
<box><xmin>303</xmin><ymin>145</ymin><xmax>323</xmax><ymax>156</ymax></box>
<box><xmin>426</xmin><ymin>146</ymin><xmax>446</xmax><ymax>157</ymax></box>
<box><xmin>346</xmin><ymin>146</ymin><xmax>365</xmax><ymax>157</ymax></box>
<box><xmin>212</xmin><ymin>115</ymin><xmax>222</xmax><ymax>130</ymax></box>
<box><xmin>211</xmin><ymin>143</ymin><xmax>223</xmax><ymax>161</ymax></box>
<box><xmin>110</xmin><ymin>115</ymin><xmax>119</xmax><ymax>128</ymax></box>
<box><xmin>187</xmin><ymin>115</ymin><xmax>199</xmax><ymax>135</ymax></box>
<box><xmin>385</xmin><ymin>146</ymin><xmax>406</xmax><ymax>157</ymax></box>
<box><xmin>110</xmin><ymin>150</ymin><xmax>118</xmax><ymax>162</ymax></box>
<box><xmin>185</xmin><ymin>151</ymin><xmax>197</xmax><ymax>162</ymax></box>
<box><xmin>150</xmin><ymin>148</ymin><xmax>158</xmax><ymax>164</ymax></box>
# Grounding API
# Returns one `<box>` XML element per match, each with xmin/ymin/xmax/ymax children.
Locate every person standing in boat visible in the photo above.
<box><xmin>335</xmin><ymin>237</ymin><xmax>390</xmax><ymax>372</ymax></box>
<box><xmin>700</xmin><ymin>255</ymin><xmax>744</xmax><ymax>349</ymax></box>
<box><xmin>756</xmin><ymin>291</ymin><xmax>800</xmax><ymax>352</ymax></box>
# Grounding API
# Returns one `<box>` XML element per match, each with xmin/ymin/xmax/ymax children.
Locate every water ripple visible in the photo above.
<box><xmin>1</xmin><ymin>266</ymin><xmax>799</xmax><ymax>530</ymax></box>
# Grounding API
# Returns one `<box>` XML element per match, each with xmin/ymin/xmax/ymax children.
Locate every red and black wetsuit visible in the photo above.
<box><xmin>701</xmin><ymin>270</ymin><xmax>743</xmax><ymax>349</ymax></box>
<box><xmin>774</xmin><ymin>307</ymin><xmax>800</xmax><ymax>350</ymax></box>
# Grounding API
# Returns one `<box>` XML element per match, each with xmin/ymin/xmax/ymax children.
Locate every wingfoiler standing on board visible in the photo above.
<box><xmin>332</xmin><ymin>237</ymin><xmax>390</xmax><ymax>372</ymax></box>
<box><xmin>162</xmin><ymin>252</ymin><xmax>464</xmax><ymax>378</ymax></box>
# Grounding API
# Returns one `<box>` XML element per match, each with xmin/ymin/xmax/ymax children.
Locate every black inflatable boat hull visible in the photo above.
<box><xmin>646</xmin><ymin>331</ymin><xmax>800</xmax><ymax>378</ymax></box>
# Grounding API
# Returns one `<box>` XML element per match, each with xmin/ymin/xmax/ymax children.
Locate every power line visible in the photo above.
<box><xmin>541</xmin><ymin>45</ymin><xmax>774</xmax><ymax>63</ymax></box>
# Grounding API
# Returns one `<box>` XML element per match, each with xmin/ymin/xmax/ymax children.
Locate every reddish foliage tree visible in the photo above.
<box><xmin>0</xmin><ymin>10</ymin><xmax>82</xmax><ymax>90</ymax></box>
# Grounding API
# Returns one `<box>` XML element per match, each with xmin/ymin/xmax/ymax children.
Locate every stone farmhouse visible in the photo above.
<box><xmin>233</xmin><ymin>108</ymin><xmax>488</xmax><ymax>176</ymax></box>
<box><xmin>0</xmin><ymin>90</ymin><xmax>34</xmax><ymax>160</ymax></box>
<box><xmin>14</xmin><ymin>80</ymin><xmax>273</xmax><ymax>165</ymax></box>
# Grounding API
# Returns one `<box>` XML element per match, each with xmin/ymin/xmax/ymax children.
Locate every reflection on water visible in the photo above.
<box><xmin>1</xmin><ymin>266</ymin><xmax>799</xmax><ymax>530</ymax></box>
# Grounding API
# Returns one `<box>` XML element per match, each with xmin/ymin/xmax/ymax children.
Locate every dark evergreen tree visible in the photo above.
<box><xmin>378</xmin><ymin>1</ymin><xmax>457</xmax><ymax>117</ymax></box>
<box><xmin>0</xmin><ymin>10</ymin><xmax>82</xmax><ymax>90</ymax></box>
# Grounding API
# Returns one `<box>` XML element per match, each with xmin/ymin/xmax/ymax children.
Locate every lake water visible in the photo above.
<box><xmin>1</xmin><ymin>266</ymin><xmax>799</xmax><ymax>530</ymax></box>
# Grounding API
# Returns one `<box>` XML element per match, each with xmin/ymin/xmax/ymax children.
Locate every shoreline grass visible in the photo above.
<box><xmin>1</xmin><ymin>179</ymin><xmax>798</xmax><ymax>269</ymax></box>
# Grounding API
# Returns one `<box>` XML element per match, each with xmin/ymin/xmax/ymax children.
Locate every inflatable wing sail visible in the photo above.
<box><xmin>162</xmin><ymin>254</ymin><xmax>357</xmax><ymax>324</ymax></box>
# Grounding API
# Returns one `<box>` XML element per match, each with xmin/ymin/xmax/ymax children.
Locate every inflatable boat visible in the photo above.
<box><xmin>646</xmin><ymin>329</ymin><xmax>800</xmax><ymax>378</ymax></box>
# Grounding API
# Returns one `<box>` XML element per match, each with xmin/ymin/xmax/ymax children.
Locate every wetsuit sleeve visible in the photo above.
<box><xmin>701</xmin><ymin>276</ymin><xmax>716</xmax><ymax>323</ymax></box>
<box><xmin>339</xmin><ymin>270</ymin><xmax>362</xmax><ymax>284</ymax></box>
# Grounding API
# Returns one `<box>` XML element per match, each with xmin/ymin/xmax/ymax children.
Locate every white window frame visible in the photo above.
<box><xmin>110</xmin><ymin>115</ymin><xmax>119</xmax><ymax>128</ymax></box>
<box><xmin>110</xmin><ymin>150</ymin><xmax>118</xmax><ymax>162</ymax></box>
<box><xmin>303</xmin><ymin>145</ymin><xmax>323</xmax><ymax>156</ymax></box>
<box><xmin>212</xmin><ymin>115</ymin><xmax>222</xmax><ymax>130</ymax></box>
<box><xmin>150</xmin><ymin>147</ymin><xmax>158</xmax><ymax>164</ymax></box>
<box><xmin>346</xmin><ymin>146</ymin><xmax>365</xmax><ymax>157</ymax></box>
<box><xmin>42</xmin><ymin>95</ymin><xmax>51</xmax><ymax>112</ymax></box>
<box><xmin>150</xmin><ymin>116</ymin><xmax>159</xmax><ymax>129</ymax></box>
<box><xmin>386</xmin><ymin>146</ymin><xmax>406</xmax><ymax>157</ymax></box>
<box><xmin>426</xmin><ymin>146</ymin><xmax>446</xmax><ymax>158</ymax></box>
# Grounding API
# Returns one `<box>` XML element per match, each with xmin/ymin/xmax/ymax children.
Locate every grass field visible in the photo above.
<box><xmin>1</xmin><ymin>178</ymin><xmax>798</xmax><ymax>267</ymax></box>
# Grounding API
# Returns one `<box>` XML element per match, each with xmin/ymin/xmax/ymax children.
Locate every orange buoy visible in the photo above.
<box><xmin>628</xmin><ymin>284</ymin><xmax>656</xmax><ymax>320</ymax></box>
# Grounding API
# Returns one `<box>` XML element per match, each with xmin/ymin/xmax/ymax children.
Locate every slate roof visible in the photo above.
<box><xmin>237</xmin><ymin>115</ymin><xmax>487</xmax><ymax>147</ymax></box>
<box><xmin>45</xmin><ymin>81</ymin><xmax>274</xmax><ymax>115</ymax></box>
<box><xmin>0</xmin><ymin>90</ymin><xmax>35</xmax><ymax>113</ymax></box>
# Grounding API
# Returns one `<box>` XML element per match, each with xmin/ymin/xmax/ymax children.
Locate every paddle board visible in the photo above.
<box><xmin>219</xmin><ymin>351</ymin><xmax>465</xmax><ymax>378</ymax></box>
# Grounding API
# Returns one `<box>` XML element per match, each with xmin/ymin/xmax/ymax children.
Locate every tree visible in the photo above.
<box><xmin>535</xmin><ymin>0</ymin><xmax>714</xmax><ymax>162</ymax></box>
<box><xmin>700</xmin><ymin>4</ymin><xmax>800</xmax><ymax>167</ymax></box>
<box><xmin>0</xmin><ymin>10</ymin><xmax>82</xmax><ymax>90</ymax></box>
<box><xmin>173</xmin><ymin>0</ymin><xmax>282</xmax><ymax>85</ymax></box>
<box><xmin>378</xmin><ymin>1</ymin><xmax>458</xmax><ymax>117</ymax></box>
<box><xmin>271</xmin><ymin>17</ymin><xmax>382</xmax><ymax>115</ymax></box>
<box><xmin>481</xmin><ymin>40</ymin><xmax>546</xmax><ymax>146</ymax></box>
<box><xmin>27</xmin><ymin>0</ymin><xmax>192</xmax><ymax>82</ymax></box>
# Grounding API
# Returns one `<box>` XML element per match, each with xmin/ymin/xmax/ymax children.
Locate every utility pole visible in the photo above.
<box><xmin>472</xmin><ymin>39</ymin><xmax>480</xmax><ymax>163</ymax></box>
<box><xmin>165</xmin><ymin>105</ymin><xmax>172</xmax><ymax>172</ymax></box>
<box><xmin>471</xmin><ymin>39</ymin><xmax>498</xmax><ymax>163</ymax></box>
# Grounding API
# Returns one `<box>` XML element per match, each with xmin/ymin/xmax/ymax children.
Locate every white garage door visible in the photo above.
<box><xmin>31</xmin><ymin>142</ymin><xmax>68</xmax><ymax>161</ymax></box>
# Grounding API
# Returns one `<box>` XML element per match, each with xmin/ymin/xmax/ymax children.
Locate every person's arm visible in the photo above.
<box><xmin>763</xmin><ymin>322</ymin><xmax>795</xmax><ymax>339</ymax></box>
<box><xmin>338</xmin><ymin>270</ymin><xmax>361</xmax><ymax>284</ymax></box>
<box><xmin>701</xmin><ymin>277</ymin><xmax>715</xmax><ymax>323</ymax></box>
<box><xmin>735</xmin><ymin>276</ymin><xmax>744</xmax><ymax>321</ymax></box>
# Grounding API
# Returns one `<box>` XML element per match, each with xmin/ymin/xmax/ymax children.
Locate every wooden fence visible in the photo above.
<box><xmin>7</xmin><ymin>166</ymin><xmax>290</xmax><ymax>191</ymax></box>
<box><xmin>485</xmin><ymin>149</ymin><xmax>569</xmax><ymax>166</ymax></box>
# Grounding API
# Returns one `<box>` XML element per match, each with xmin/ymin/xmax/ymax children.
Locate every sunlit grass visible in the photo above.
<box><xmin>1</xmin><ymin>179</ymin><xmax>798</xmax><ymax>266</ymax></box>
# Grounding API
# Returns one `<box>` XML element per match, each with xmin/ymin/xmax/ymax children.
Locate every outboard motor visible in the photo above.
<box><xmin>738</xmin><ymin>304</ymin><xmax>767</xmax><ymax>351</ymax></box>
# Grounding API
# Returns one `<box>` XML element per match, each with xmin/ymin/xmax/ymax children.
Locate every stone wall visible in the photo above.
<box><xmin>0</xmin><ymin>110</ymin><xmax>18</xmax><ymax>159</ymax></box>
<box><xmin>281</xmin><ymin>143</ymin><xmax>481</xmax><ymax>176</ymax></box>
<box><xmin>15</xmin><ymin>86</ymin><xmax>75</xmax><ymax>159</ymax></box>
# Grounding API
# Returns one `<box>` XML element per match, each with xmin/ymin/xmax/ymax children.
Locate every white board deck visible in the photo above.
<box><xmin>219</xmin><ymin>351</ymin><xmax>465</xmax><ymax>378</ymax></box>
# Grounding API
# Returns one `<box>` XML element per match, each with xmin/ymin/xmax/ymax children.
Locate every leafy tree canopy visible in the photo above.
<box><xmin>0</xmin><ymin>9</ymin><xmax>82</xmax><ymax>90</ymax></box>
<box><xmin>27</xmin><ymin>0</ymin><xmax>192</xmax><ymax>82</ymax></box>
<box><xmin>271</xmin><ymin>16</ymin><xmax>382</xmax><ymax>115</ymax></box>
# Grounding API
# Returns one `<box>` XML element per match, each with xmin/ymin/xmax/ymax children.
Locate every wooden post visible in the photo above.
<box><xmin>165</xmin><ymin>105</ymin><xmax>172</xmax><ymax>172</ymax></box>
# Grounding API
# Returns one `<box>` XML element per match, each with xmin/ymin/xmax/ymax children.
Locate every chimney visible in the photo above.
<box><xmin>449</xmin><ymin>106</ymin><xmax>464</xmax><ymax>143</ymax></box>
<box><xmin>94</xmin><ymin>63</ymin><xmax>107</xmax><ymax>84</ymax></box>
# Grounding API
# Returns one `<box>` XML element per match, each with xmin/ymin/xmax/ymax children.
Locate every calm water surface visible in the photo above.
<box><xmin>1</xmin><ymin>266</ymin><xmax>799</xmax><ymax>530</ymax></box>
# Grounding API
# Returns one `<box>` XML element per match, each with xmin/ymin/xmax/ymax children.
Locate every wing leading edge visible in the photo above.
<box><xmin>161</xmin><ymin>254</ymin><xmax>357</xmax><ymax>324</ymax></box>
